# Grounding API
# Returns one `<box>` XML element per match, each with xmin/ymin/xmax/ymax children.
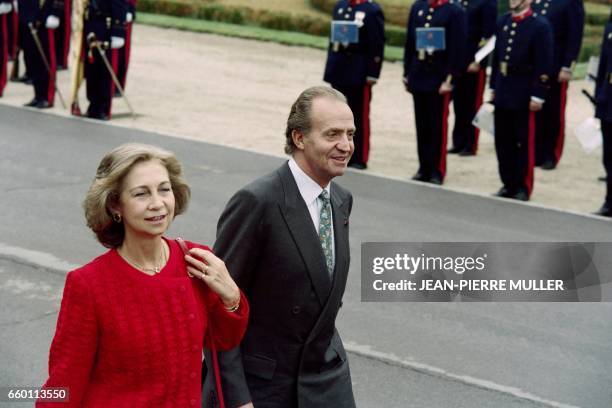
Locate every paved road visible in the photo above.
<box><xmin>1</xmin><ymin>105</ymin><xmax>611</xmax><ymax>407</ymax></box>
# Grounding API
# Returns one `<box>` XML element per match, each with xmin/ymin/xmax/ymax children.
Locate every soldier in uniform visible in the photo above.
<box><xmin>116</xmin><ymin>0</ymin><xmax>134</xmax><ymax>93</ymax></box>
<box><xmin>83</xmin><ymin>0</ymin><xmax>127</xmax><ymax>120</ymax></box>
<box><xmin>403</xmin><ymin>0</ymin><xmax>467</xmax><ymax>184</ymax></box>
<box><xmin>594</xmin><ymin>12</ymin><xmax>612</xmax><ymax>217</ymax></box>
<box><xmin>19</xmin><ymin>0</ymin><xmax>62</xmax><ymax>108</ymax></box>
<box><xmin>324</xmin><ymin>0</ymin><xmax>385</xmax><ymax>170</ymax></box>
<box><xmin>0</xmin><ymin>0</ymin><xmax>12</xmax><ymax>97</ymax></box>
<box><xmin>54</xmin><ymin>0</ymin><xmax>70</xmax><ymax>69</ymax></box>
<box><xmin>449</xmin><ymin>0</ymin><xmax>497</xmax><ymax>156</ymax></box>
<box><xmin>490</xmin><ymin>0</ymin><xmax>553</xmax><ymax>201</ymax></box>
<box><xmin>532</xmin><ymin>0</ymin><xmax>584</xmax><ymax>170</ymax></box>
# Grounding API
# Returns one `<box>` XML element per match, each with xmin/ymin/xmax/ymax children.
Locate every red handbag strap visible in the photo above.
<box><xmin>176</xmin><ymin>238</ymin><xmax>226</xmax><ymax>408</ymax></box>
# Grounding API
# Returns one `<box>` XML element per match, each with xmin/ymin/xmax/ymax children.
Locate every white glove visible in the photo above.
<box><xmin>45</xmin><ymin>15</ymin><xmax>60</xmax><ymax>29</ymax></box>
<box><xmin>0</xmin><ymin>3</ymin><xmax>12</xmax><ymax>14</ymax></box>
<box><xmin>126</xmin><ymin>12</ymin><xmax>133</xmax><ymax>23</ymax></box>
<box><xmin>110</xmin><ymin>36</ymin><xmax>125</xmax><ymax>49</ymax></box>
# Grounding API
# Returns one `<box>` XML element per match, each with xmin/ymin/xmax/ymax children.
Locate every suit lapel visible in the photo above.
<box><xmin>330</xmin><ymin>183</ymin><xmax>350</xmax><ymax>290</ymax></box>
<box><xmin>277</xmin><ymin>163</ymin><xmax>332</xmax><ymax>306</ymax></box>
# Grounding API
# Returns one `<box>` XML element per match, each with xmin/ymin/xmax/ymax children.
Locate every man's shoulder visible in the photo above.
<box><xmin>236</xmin><ymin>164</ymin><xmax>285</xmax><ymax>202</ymax></box>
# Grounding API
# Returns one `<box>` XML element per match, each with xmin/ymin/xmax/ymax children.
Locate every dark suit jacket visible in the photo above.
<box><xmin>203</xmin><ymin>162</ymin><xmax>356</xmax><ymax>408</ymax></box>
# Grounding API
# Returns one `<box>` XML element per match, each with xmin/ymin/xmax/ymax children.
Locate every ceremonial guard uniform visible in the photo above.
<box><xmin>324</xmin><ymin>0</ymin><xmax>385</xmax><ymax>169</ymax></box>
<box><xmin>116</xmin><ymin>0</ymin><xmax>134</xmax><ymax>92</ymax></box>
<box><xmin>83</xmin><ymin>0</ymin><xmax>127</xmax><ymax>120</ymax></box>
<box><xmin>19</xmin><ymin>0</ymin><xmax>63</xmax><ymax>108</ymax></box>
<box><xmin>449</xmin><ymin>0</ymin><xmax>497</xmax><ymax>156</ymax></box>
<box><xmin>0</xmin><ymin>0</ymin><xmax>12</xmax><ymax>97</ymax></box>
<box><xmin>594</xmin><ymin>17</ymin><xmax>612</xmax><ymax>216</ymax></box>
<box><xmin>53</xmin><ymin>0</ymin><xmax>69</xmax><ymax>69</ymax></box>
<box><xmin>403</xmin><ymin>0</ymin><xmax>467</xmax><ymax>184</ymax></box>
<box><xmin>532</xmin><ymin>0</ymin><xmax>584</xmax><ymax>169</ymax></box>
<box><xmin>490</xmin><ymin>6</ymin><xmax>552</xmax><ymax>200</ymax></box>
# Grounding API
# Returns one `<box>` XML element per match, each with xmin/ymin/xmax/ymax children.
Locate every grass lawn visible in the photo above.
<box><xmin>138</xmin><ymin>12</ymin><xmax>405</xmax><ymax>60</ymax></box>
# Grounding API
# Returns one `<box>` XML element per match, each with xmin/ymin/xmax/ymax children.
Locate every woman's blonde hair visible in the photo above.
<box><xmin>83</xmin><ymin>143</ymin><xmax>191</xmax><ymax>248</ymax></box>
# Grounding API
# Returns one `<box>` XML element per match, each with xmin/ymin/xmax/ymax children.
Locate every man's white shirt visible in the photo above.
<box><xmin>288</xmin><ymin>158</ymin><xmax>336</xmax><ymax>268</ymax></box>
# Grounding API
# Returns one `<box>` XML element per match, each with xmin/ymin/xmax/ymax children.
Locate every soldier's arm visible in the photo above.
<box><xmin>445</xmin><ymin>7</ymin><xmax>468</xmax><ymax>81</ymax></box>
<box><xmin>482</xmin><ymin>0</ymin><xmax>497</xmax><ymax>40</ymax></box>
<box><xmin>110</xmin><ymin>0</ymin><xmax>128</xmax><ymax>38</ymax></box>
<box><xmin>403</xmin><ymin>5</ymin><xmax>416</xmax><ymax>80</ymax></box>
<box><xmin>365</xmin><ymin>6</ymin><xmax>385</xmax><ymax>83</ymax></box>
<box><xmin>531</xmin><ymin>21</ymin><xmax>554</xmax><ymax>102</ymax></box>
<box><xmin>561</xmin><ymin>0</ymin><xmax>584</xmax><ymax>73</ymax></box>
<box><xmin>594</xmin><ymin>27</ymin><xmax>609</xmax><ymax>101</ymax></box>
<box><xmin>489</xmin><ymin>17</ymin><xmax>504</xmax><ymax>96</ymax></box>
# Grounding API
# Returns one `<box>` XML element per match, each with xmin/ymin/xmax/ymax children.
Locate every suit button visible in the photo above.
<box><xmin>506</xmin><ymin>47</ymin><xmax>511</xmax><ymax>52</ymax></box>
<box><xmin>189</xmin><ymin>313</ymin><xmax>195</xmax><ymax>320</ymax></box>
<box><xmin>339</xmin><ymin>301</ymin><xmax>344</xmax><ymax>308</ymax></box>
<box><xmin>190</xmin><ymin>372</ymin><xmax>197</xmax><ymax>379</ymax></box>
<box><xmin>292</xmin><ymin>306</ymin><xmax>301</xmax><ymax>315</ymax></box>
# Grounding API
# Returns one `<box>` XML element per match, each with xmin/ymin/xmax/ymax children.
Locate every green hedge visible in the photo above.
<box><xmin>138</xmin><ymin>0</ymin><xmax>331</xmax><ymax>36</ymax></box>
<box><xmin>139</xmin><ymin>0</ymin><xmax>602</xmax><ymax>62</ymax></box>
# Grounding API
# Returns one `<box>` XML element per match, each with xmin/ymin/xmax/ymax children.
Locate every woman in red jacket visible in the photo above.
<box><xmin>37</xmin><ymin>143</ymin><xmax>249</xmax><ymax>407</ymax></box>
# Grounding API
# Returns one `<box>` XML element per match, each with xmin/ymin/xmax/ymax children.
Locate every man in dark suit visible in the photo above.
<box><xmin>204</xmin><ymin>86</ymin><xmax>356</xmax><ymax>408</ymax></box>
<box><xmin>490</xmin><ymin>0</ymin><xmax>553</xmax><ymax>201</ymax></box>
<box><xmin>594</xmin><ymin>12</ymin><xmax>612</xmax><ymax>216</ymax></box>
<box><xmin>532</xmin><ymin>0</ymin><xmax>584</xmax><ymax>170</ymax></box>
<box><xmin>324</xmin><ymin>0</ymin><xmax>385</xmax><ymax>170</ymax></box>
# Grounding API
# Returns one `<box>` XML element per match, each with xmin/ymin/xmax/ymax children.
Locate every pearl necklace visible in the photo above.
<box><xmin>120</xmin><ymin>241</ymin><xmax>168</xmax><ymax>274</ymax></box>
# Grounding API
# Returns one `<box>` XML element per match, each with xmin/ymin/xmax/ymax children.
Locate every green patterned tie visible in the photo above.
<box><xmin>318</xmin><ymin>190</ymin><xmax>334</xmax><ymax>275</ymax></box>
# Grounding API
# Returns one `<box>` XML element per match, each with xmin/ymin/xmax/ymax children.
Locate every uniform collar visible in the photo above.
<box><xmin>512</xmin><ymin>7</ymin><xmax>533</xmax><ymax>22</ymax></box>
<box><xmin>349</xmin><ymin>0</ymin><xmax>367</xmax><ymax>5</ymax></box>
<box><xmin>428</xmin><ymin>0</ymin><xmax>450</xmax><ymax>9</ymax></box>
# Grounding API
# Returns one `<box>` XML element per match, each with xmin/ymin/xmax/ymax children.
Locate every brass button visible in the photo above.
<box><xmin>506</xmin><ymin>47</ymin><xmax>511</xmax><ymax>52</ymax></box>
<box><xmin>425</xmin><ymin>23</ymin><xmax>430</xmax><ymax>27</ymax></box>
<box><xmin>508</xmin><ymin>39</ymin><xmax>513</xmax><ymax>44</ymax></box>
<box><xmin>510</xmin><ymin>30</ymin><xmax>515</xmax><ymax>35</ymax></box>
<box><xmin>427</xmin><ymin>15</ymin><xmax>432</xmax><ymax>20</ymax></box>
<box><xmin>512</xmin><ymin>22</ymin><xmax>517</xmax><ymax>28</ymax></box>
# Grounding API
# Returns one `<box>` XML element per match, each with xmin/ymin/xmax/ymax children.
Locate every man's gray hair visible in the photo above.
<box><xmin>284</xmin><ymin>86</ymin><xmax>347</xmax><ymax>155</ymax></box>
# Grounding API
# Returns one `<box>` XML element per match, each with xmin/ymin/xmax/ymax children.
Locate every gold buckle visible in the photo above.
<box><xmin>500</xmin><ymin>62</ymin><xmax>508</xmax><ymax>76</ymax></box>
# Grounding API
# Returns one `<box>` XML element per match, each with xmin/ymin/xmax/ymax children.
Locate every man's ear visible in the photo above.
<box><xmin>291</xmin><ymin>129</ymin><xmax>306</xmax><ymax>151</ymax></box>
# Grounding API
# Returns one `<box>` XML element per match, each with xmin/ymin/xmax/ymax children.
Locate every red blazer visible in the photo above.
<box><xmin>37</xmin><ymin>238</ymin><xmax>248</xmax><ymax>407</ymax></box>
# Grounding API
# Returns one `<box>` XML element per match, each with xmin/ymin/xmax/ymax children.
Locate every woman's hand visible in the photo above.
<box><xmin>185</xmin><ymin>248</ymin><xmax>240</xmax><ymax>308</ymax></box>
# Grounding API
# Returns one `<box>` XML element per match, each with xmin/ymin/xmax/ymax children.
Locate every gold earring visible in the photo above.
<box><xmin>112</xmin><ymin>213</ymin><xmax>122</xmax><ymax>223</ymax></box>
